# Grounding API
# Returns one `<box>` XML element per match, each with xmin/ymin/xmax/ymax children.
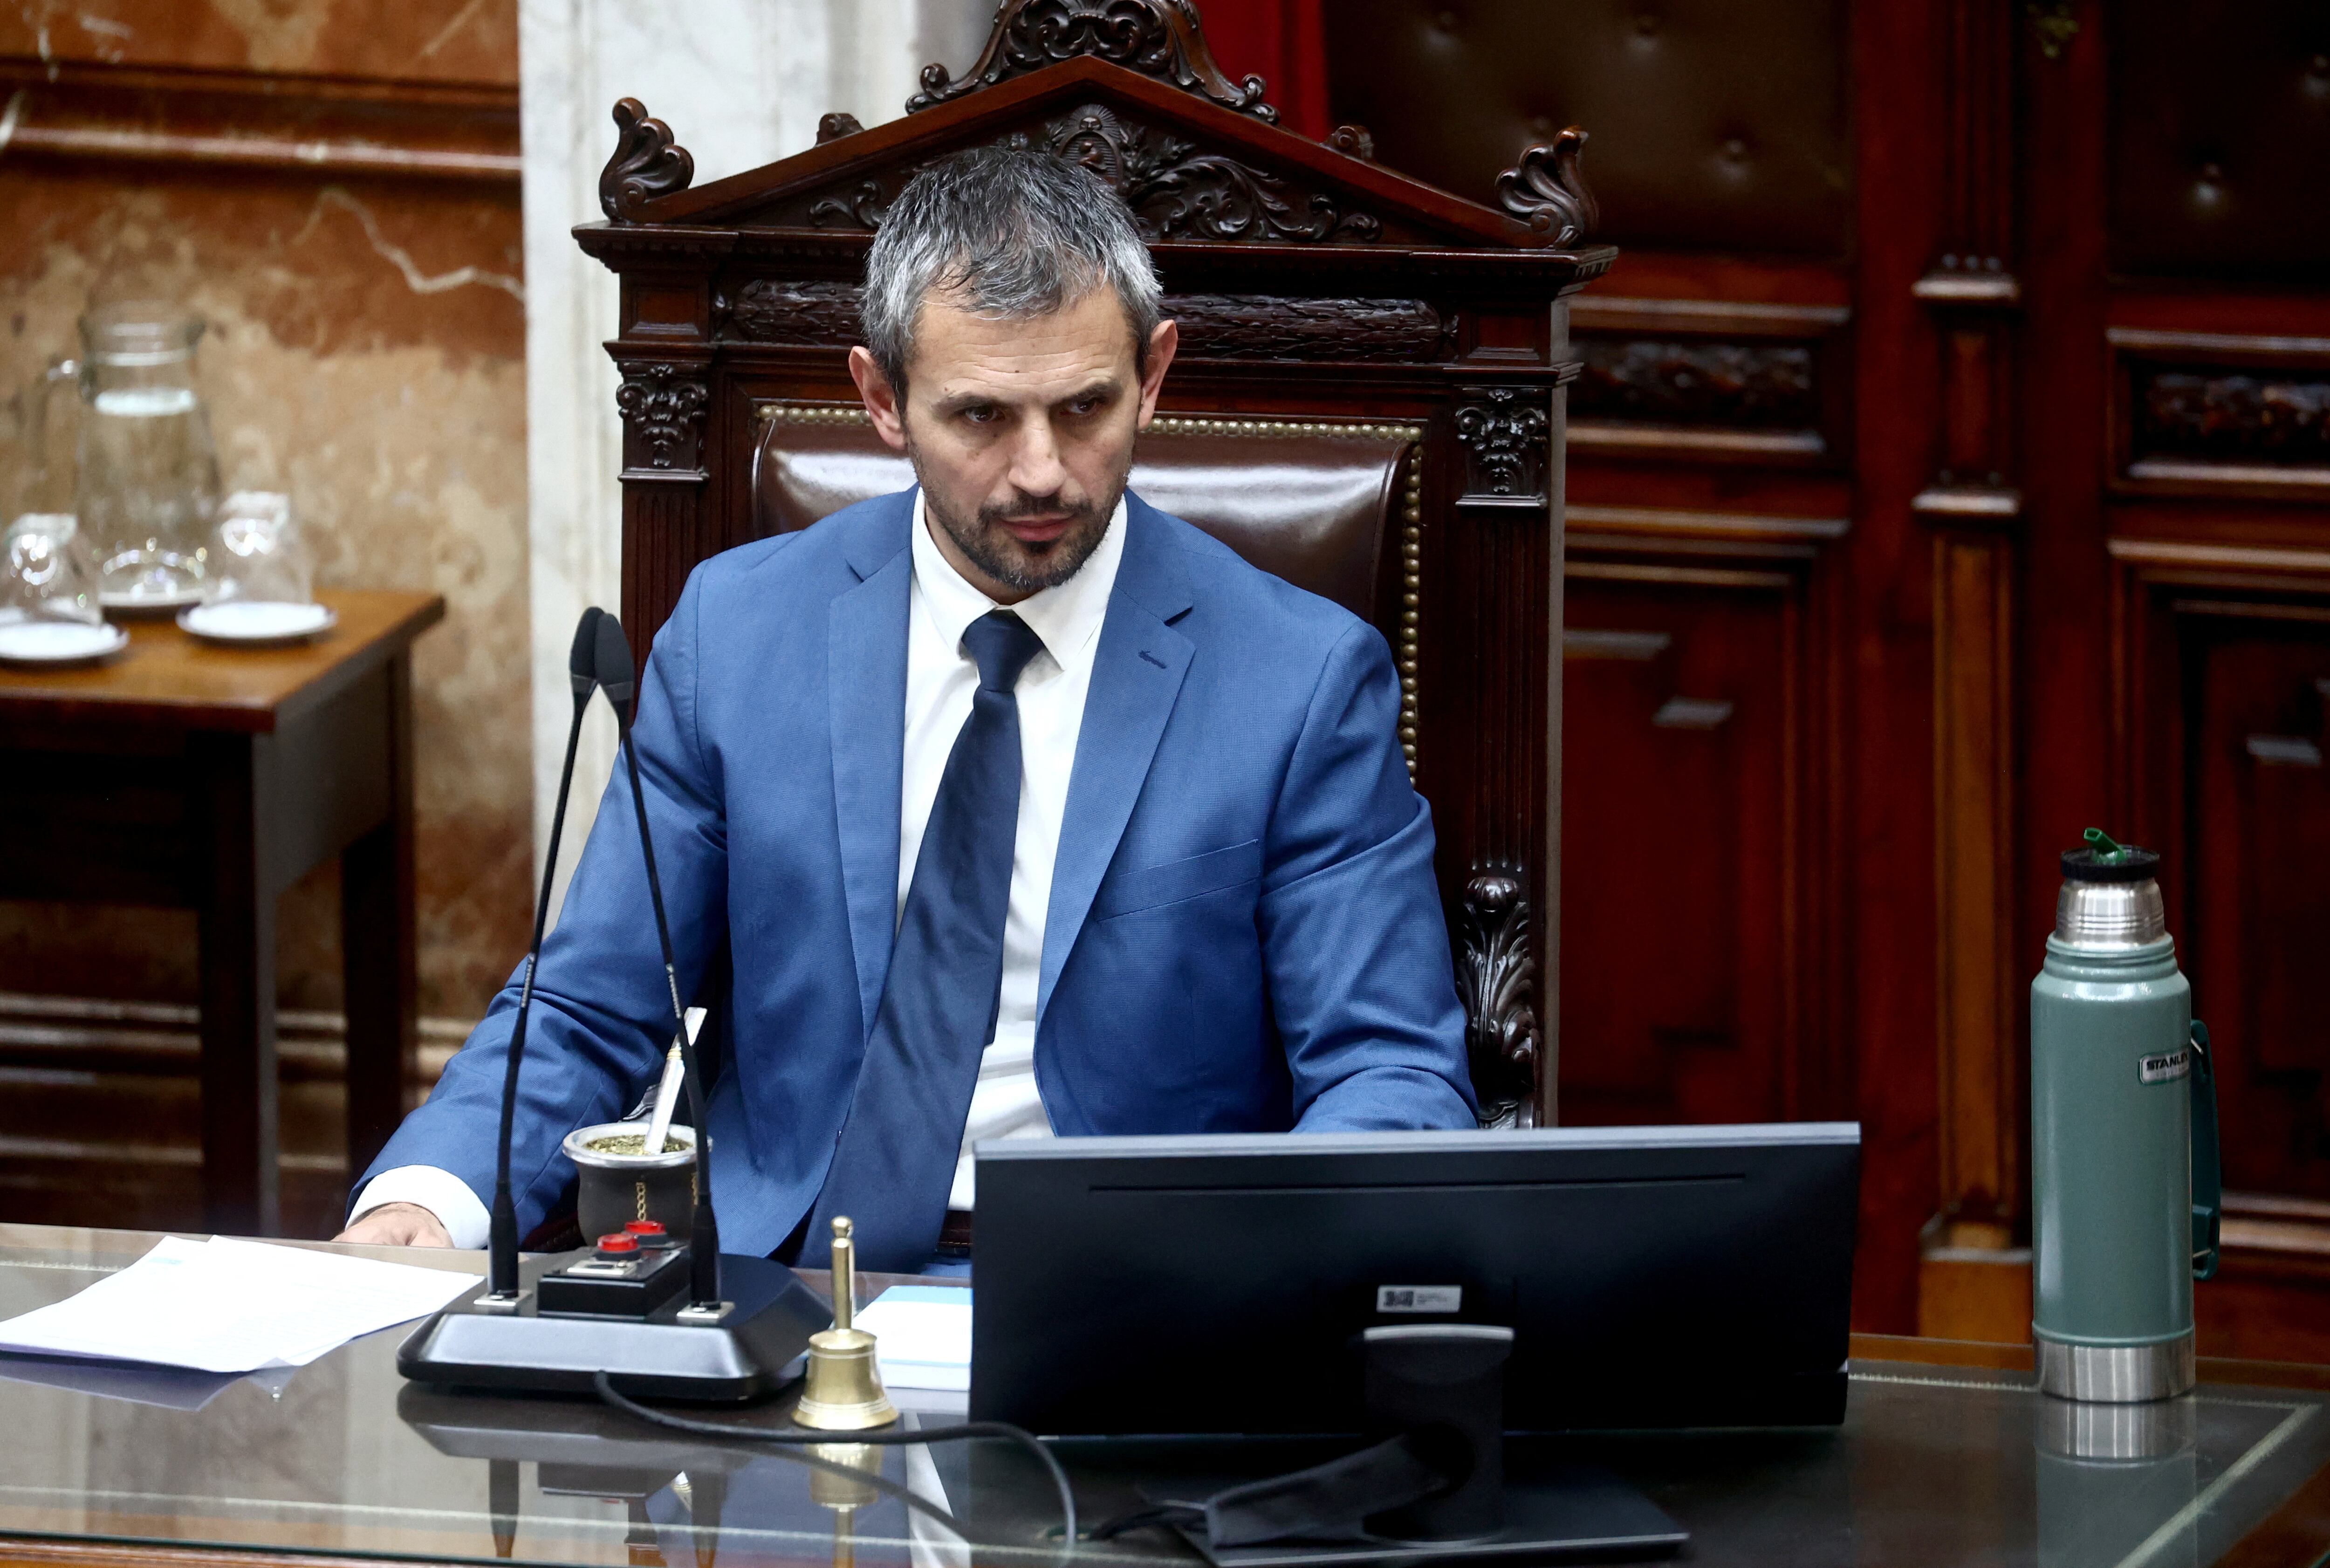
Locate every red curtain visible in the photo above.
<box><xmin>1195</xmin><ymin>0</ymin><xmax>1331</xmax><ymax>141</ymax></box>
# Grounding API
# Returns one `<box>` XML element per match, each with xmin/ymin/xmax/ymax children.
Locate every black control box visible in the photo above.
<box><xmin>535</xmin><ymin>1243</ymin><xmax>691</xmax><ymax>1318</ymax></box>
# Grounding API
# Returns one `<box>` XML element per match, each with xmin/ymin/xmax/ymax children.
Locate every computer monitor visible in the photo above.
<box><xmin>970</xmin><ymin>1123</ymin><xmax>1859</xmax><ymax>1438</ymax></box>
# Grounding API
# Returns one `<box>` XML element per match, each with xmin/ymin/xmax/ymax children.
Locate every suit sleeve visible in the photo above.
<box><xmin>350</xmin><ymin>571</ymin><xmax>732</xmax><ymax>1235</ymax></box>
<box><xmin>1260</xmin><ymin>621</ymin><xmax>1478</xmax><ymax>1130</ymax></box>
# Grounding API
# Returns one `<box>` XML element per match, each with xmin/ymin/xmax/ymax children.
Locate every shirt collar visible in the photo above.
<box><xmin>909</xmin><ymin>489</ymin><xmax>1127</xmax><ymax>676</ymax></box>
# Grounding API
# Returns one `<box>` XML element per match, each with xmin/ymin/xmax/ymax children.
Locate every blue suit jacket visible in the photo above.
<box><xmin>362</xmin><ymin>489</ymin><xmax>1476</xmax><ymax>1255</ymax></box>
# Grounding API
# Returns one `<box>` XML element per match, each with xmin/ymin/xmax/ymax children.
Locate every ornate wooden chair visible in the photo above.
<box><xmin>576</xmin><ymin>0</ymin><xmax>1610</xmax><ymax>1124</ymax></box>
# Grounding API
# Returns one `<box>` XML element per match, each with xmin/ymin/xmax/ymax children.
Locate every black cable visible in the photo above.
<box><xmin>604</xmin><ymin>1387</ymin><xmax>973</xmax><ymax>1537</ymax></box>
<box><xmin>593</xmin><ymin>1370</ymin><xmax>1078</xmax><ymax>1547</ymax></box>
<box><xmin>1084</xmin><ymin>1504</ymin><xmax>1200</xmax><ymax>1542</ymax></box>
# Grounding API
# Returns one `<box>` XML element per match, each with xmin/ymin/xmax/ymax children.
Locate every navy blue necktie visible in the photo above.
<box><xmin>807</xmin><ymin>609</ymin><xmax>1047</xmax><ymax>1271</ymax></box>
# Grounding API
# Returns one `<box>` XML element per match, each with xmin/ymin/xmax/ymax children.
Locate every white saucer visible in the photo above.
<box><xmin>99</xmin><ymin>585</ymin><xmax>206</xmax><ymax>615</ymax></box>
<box><xmin>0</xmin><ymin>620</ymin><xmax>130</xmax><ymax>667</ymax></box>
<box><xmin>178</xmin><ymin>600</ymin><xmax>338</xmax><ymax>647</ymax></box>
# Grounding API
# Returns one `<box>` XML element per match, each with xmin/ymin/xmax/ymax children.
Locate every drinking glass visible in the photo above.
<box><xmin>1</xmin><ymin>514</ymin><xmax>103</xmax><ymax>626</ymax></box>
<box><xmin>0</xmin><ymin>514</ymin><xmax>114</xmax><ymax>662</ymax></box>
<box><xmin>206</xmin><ymin>491</ymin><xmax>313</xmax><ymax>607</ymax></box>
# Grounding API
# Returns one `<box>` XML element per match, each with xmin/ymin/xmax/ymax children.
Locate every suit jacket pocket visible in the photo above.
<box><xmin>1091</xmin><ymin>839</ymin><xmax>1264</xmax><ymax>921</ymax></box>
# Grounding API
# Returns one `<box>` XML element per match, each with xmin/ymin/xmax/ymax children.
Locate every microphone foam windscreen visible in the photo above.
<box><xmin>568</xmin><ymin>605</ymin><xmax>604</xmax><ymax>691</ymax></box>
<box><xmin>595</xmin><ymin>612</ymin><xmax>637</xmax><ymax>704</ymax></box>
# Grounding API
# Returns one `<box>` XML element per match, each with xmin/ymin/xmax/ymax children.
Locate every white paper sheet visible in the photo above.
<box><xmin>0</xmin><ymin>1236</ymin><xmax>476</xmax><ymax>1374</ymax></box>
<box><xmin>859</xmin><ymin>1285</ymin><xmax>972</xmax><ymax>1391</ymax></box>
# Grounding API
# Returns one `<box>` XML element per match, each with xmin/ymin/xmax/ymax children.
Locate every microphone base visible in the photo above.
<box><xmin>396</xmin><ymin>1252</ymin><xmax>829</xmax><ymax>1404</ymax></box>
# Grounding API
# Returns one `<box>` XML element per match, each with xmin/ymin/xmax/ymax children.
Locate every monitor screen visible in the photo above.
<box><xmin>970</xmin><ymin>1124</ymin><xmax>1859</xmax><ymax>1438</ymax></box>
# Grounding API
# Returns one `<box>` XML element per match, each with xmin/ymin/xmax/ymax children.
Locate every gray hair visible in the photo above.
<box><xmin>861</xmin><ymin>146</ymin><xmax>1163</xmax><ymax>392</ymax></box>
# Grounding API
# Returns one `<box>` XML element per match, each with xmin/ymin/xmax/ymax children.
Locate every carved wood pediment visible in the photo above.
<box><xmin>588</xmin><ymin>56</ymin><xmax>1589</xmax><ymax>255</ymax></box>
<box><xmin>906</xmin><ymin>0</ymin><xmax>1279</xmax><ymax>123</ymax></box>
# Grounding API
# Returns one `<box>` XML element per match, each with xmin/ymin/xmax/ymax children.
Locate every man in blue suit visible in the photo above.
<box><xmin>342</xmin><ymin>147</ymin><xmax>1474</xmax><ymax>1273</ymax></box>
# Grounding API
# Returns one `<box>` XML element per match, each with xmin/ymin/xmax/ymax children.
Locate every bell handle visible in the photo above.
<box><xmin>2190</xmin><ymin>1020</ymin><xmax>2222</xmax><ymax>1281</ymax></box>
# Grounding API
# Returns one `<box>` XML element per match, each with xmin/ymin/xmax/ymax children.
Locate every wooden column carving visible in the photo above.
<box><xmin>1451</xmin><ymin>376</ymin><xmax>1565</xmax><ymax>1125</ymax></box>
<box><xmin>1457</xmin><ymin>867</ymin><xmax>1539</xmax><ymax>1127</ymax></box>
<box><xmin>614</xmin><ymin>348</ymin><xmax>714</xmax><ymax>673</ymax></box>
<box><xmin>1912</xmin><ymin>0</ymin><xmax>2025</xmax><ymax>1278</ymax></box>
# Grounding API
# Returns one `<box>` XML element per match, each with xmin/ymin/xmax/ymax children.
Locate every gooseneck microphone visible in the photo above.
<box><xmin>593</xmin><ymin>613</ymin><xmax>723</xmax><ymax>1310</ymax></box>
<box><xmin>487</xmin><ymin>608</ymin><xmax>605</xmax><ymax>1301</ymax></box>
<box><xmin>397</xmin><ymin>609</ymin><xmax>817</xmax><ymax>1400</ymax></box>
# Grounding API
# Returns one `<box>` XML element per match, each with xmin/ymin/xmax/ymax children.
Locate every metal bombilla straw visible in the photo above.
<box><xmin>593</xmin><ymin>613</ymin><xmax>724</xmax><ymax>1311</ymax></box>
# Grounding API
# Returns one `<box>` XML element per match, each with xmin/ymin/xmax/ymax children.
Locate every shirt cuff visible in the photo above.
<box><xmin>350</xmin><ymin>1166</ymin><xmax>492</xmax><ymax>1250</ymax></box>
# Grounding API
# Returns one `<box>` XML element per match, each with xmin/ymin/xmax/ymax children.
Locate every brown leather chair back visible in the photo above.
<box><xmin>750</xmin><ymin>408</ymin><xmax>1413</xmax><ymax>624</ymax></box>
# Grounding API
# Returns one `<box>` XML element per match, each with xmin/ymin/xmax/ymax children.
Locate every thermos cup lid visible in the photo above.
<box><xmin>2060</xmin><ymin>844</ymin><xmax>2160</xmax><ymax>883</ymax></box>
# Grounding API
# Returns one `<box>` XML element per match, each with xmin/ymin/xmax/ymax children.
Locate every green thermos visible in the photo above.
<box><xmin>2030</xmin><ymin>830</ymin><xmax>2222</xmax><ymax>1401</ymax></box>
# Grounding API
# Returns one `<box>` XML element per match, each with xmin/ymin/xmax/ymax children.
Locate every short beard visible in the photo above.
<box><xmin>908</xmin><ymin>443</ymin><xmax>1126</xmax><ymax>596</ymax></box>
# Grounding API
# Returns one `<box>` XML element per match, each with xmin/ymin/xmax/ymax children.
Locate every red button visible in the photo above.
<box><xmin>596</xmin><ymin>1232</ymin><xmax>639</xmax><ymax>1254</ymax></box>
<box><xmin>624</xmin><ymin>1220</ymin><xmax>666</xmax><ymax>1237</ymax></box>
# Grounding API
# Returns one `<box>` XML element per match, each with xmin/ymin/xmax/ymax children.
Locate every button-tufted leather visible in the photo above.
<box><xmin>1324</xmin><ymin>0</ymin><xmax>1850</xmax><ymax>256</ymax></box>
<box><xmin>2109</xmin><ymin>0</ymin><xmax>2330</xmax><ymax>276</ymax></box>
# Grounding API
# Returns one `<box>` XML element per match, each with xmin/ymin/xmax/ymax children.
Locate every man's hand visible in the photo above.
<box><xmin>335</xmin><ymin>1202</ymin><xmax>453</xmax><ymax>1248</ymax></box>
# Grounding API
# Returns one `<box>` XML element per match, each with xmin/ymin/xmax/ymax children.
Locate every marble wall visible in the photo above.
<box><xmin>518</xmin><ymin>0</ymin><xmax>986</xmax><ymax>906</ymax></box>
<box><xmin>0</xmin><ymin>0</ymin><xmax>532</xmax><ymax>1020</ymax></box>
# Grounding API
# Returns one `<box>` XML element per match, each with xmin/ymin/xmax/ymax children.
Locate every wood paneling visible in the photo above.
<box><xmin>2110</xmin><ymin>329</ymin><xmax>2330</xmax><ymax>500</ymax></box>
<box><xmin>2118</xmin><ymin>580</ymin><xmax>2330</xmax><ymax>1202</ymax></box>
<box><xmin>1327</xmin><ymin>0</ymin><xmax>1925</xmax><ymax>1331</ymax></box>
<box><xmin>1929</xmin><ymin>528</ymin><xmax>2017</xmax><ymax>1249</ymax></box>
<box><xmin>1568</xmin><ymin>296</ymin><xmax>1853</xmax><ymax>469</ymax></box>
<box><xmin>0</xmin><ymin>992</ymin><xmax>460</xmax><ymax>1239</ymax></box>
<box><xmin>1561</xmin><ymin>507</ymin><xmax>1844</xmax><ymax>1131</ymax></box>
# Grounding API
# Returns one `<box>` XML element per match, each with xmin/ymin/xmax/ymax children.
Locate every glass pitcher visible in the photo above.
<box><xmin>29</xmin><ymin>302</ymin><xmax>221</xmax><ymax>609</ymax></box>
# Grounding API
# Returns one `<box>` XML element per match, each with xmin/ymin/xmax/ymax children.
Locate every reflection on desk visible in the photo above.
<box><xmin>2</xmin><ymin>1225</ymin><xmax>2330</xmax><ymax>1568</ymax></box>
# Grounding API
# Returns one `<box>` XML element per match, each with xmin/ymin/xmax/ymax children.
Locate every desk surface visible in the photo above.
<box><xmin>0</xmin><ymin>1224</ymin><xmax>2326</xmax><ymax>1568</ymax></box>
<box><xmin>0</xmin><ymin>591</ymin><xmax>444</xmax><ymax>732</ymax></box>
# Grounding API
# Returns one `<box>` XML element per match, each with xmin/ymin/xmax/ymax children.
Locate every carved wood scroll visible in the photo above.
<box><xmin>718</xmin><ymin>281</ymin><xmax>1447</xmax><ymax>362</ymax></box>
<box><xmin>601</xmin><ymin>98</ymin><xmax>693</xmax><ymax>222</ymax></box>
<box><xmin>1495</xmin><ymin>127</ymin><xmax>1597</xmax><ymax>247</ymax></box>
<box><xmin>721</xmin><ymin>280</ymin><xmax>865</xmax><ymax>346</ymax></box>
<box><xmin>800</xmin><ymin>103</ymin><xmax>1383</xmax><ymax>244</ymax></box>
<box><xmin>2138</xmin><ymin>369</ymin><xmax>2330</xmax><ymax>466</ymax></box>
<box><xmin>1457</xmin><ymin>867</ymin><xmax>1540</xmax><ymax>1128</ymax></box>
<box><xmin>1171</xmin><ymin>295</ymin><xmax>1443</xmax><ymax>359</ymax></box>
<box><xmin>1572</xmin><ymin>339</ymin><xmax>1819</xmax><ymax>428</ymax></box>
<box><xmin>906</xmin><ymin>0</ymin><xmax>1279</xmax><ymax>123</ymax></box>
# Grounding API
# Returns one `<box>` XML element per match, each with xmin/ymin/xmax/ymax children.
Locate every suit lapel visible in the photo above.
<box><xmin>1038</xmin><ymin>497</ymin><xmax>1195</xmax><ymax>1020</ymax></box>
<box><xmin>828</xmin><ymin>494</ymin><xmax>916</xmax><ymax>1039</ymax></box>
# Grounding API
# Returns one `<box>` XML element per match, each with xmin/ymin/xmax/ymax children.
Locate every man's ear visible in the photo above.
<box><xmin>1133</xmin><ymin>318</ymin><xmax>1179</xmax><ymax>431</ymax></box>
<box><xmin>849</xmin><ymin>346</ymin><xmax>910</xmax><ymax>452</ymax></box>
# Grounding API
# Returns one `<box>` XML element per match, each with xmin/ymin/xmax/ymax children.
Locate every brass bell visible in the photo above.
<box><xmin>793</xmin><ymin>1216</ymin><xmax>898</xmax><ymax>1431</ymax></box>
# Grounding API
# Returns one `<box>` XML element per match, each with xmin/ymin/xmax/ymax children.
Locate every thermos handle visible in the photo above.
<box><xmin>2190</xmin><ymin>1020</ymin><xmax>2222</xmax><ymax>1281</ymax></box>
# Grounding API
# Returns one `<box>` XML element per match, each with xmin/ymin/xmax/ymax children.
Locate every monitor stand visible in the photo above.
<box><xmin>1164</xmin><ymin>1466</ymin><xmax>1686</xmax><ymax>1568</ymax></box>
<box><xmin>1147</xmin><ymin>1325</ymin><xmax>1688</xmax><ymax>1565</ymax></box>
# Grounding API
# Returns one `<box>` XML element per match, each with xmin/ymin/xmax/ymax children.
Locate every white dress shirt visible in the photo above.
<box><xmin>352</xmin><ymin>492</ymin><xmax>1124</xmax><ymax>1246</ymax></box>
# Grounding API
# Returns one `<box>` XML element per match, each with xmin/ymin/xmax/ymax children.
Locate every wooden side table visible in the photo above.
<box><xmin>0</xmin><ymin>591</ymin><xmax>445</xmax><ymax>1235</ymax></box>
